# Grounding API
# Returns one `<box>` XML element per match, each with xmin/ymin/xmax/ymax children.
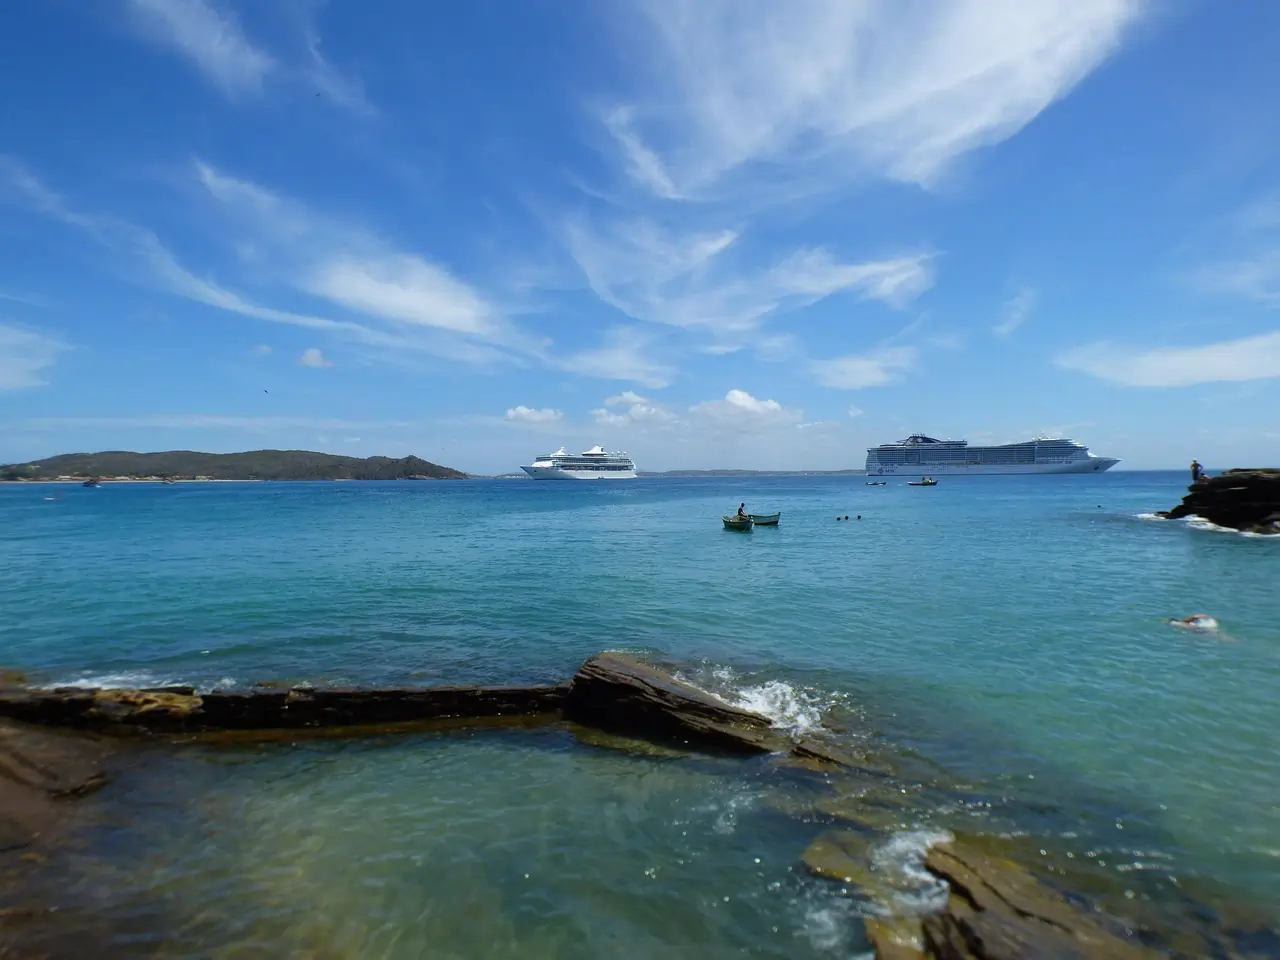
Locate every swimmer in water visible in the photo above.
<box><xmin>1168</xmin><ymin>614</ymin><xmax>1223</xmax><ymax>635</ymax></box>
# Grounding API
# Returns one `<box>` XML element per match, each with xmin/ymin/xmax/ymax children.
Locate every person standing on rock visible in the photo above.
<box><xmin>1190</xmin><ymin>459</ymin><xmax>1203</xmax><ymax>482</ymax></box>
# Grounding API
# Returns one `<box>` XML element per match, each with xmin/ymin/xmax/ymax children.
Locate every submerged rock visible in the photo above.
<box><xmin>0</xmin><ymin>719</ymin><xmax>112</xmax><ymax>871</ymax></box>
<box><xmin>920</xmin><ymin>840</ymin><xmax>1163</xmax><ymax>960</ymax></box>
<box><xmin>864</xmin><ymin>916</ymin><xmax>927</xmax><ymax>960</ymax></box>
<box><xmin>1161</xmin><ymin>468</ymin><xmax>1280</xmax><ymax>534</ymax></box>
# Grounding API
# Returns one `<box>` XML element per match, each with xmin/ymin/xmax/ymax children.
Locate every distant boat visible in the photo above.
<box><xmin>722</xmin><ymin>515</ymin><xmax>753</xmax><ymax>531</ymax></box>
<box><xmin>162</xmin><ymin>478</ymin><xmax>177</xmax><ymax>485</ymax></box>
<box><xmin>865</xmin><ymin>480</ymin><xmax>887</xmax><ymax>486</ymax></box>
<box><xmin>907</xmin><ymin>477</ymin><xmax>938</xmax><ymax>487</ymax></box>
<box><xmin>82</xmin><ymin>477</ymin><xmax>101</xmax><ymax>487</ymax></box>
<box><xmin>748</xmin><ymin>512</ymin><xmax>780</xmax><ymax>526</ymax></box>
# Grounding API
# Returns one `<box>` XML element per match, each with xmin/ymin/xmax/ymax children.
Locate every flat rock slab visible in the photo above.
<box><xmin>564</xmin><ymin>653</ymin><xmax>781</xmax><ymax>755</ymax></box>
<box><xmin>0</xmin><ymin>684</ymin><xmax>568</xmax><ymax>734</ymax></box>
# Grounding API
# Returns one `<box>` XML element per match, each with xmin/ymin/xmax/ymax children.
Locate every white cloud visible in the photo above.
<box><xmin>610</xmin><ymin>0</ymin><xmax>1142</xmax><ymax>196</ymax></box>
<box><xmin>505</xmin><ymin>406</ymin><xmax>564</xmax><ymax>424</ymax></box>
<box><xmin>812</xmin><ymin>346</ymin><xmax>918</xmax><ymax>389</ymax></box>
<box><xmin>1057</xmin><ymin>331</ymin><xmax>1280</xmax><ymax>387</ymax></box>
<box><xmin>604</xmin><ymin>390</ymin><xmax>649</xmax><ymax>407</ymax></box>
<box><xmin>299</xmin><ymin>347</ymin><xmax>332</xmax><ymax>368</ymax></box>
<box><xmin>994</xmin><ymin>287</ymin><xmax>1036</xmax><ymax>337</ymax></box>
<box><xmin>561</xmin><ymin>326</ymin><xmax>674</xmax><ymax>388</ymax></box>
<box><xmin>591</xmin><ymin>396</ymin><xmax>676</xmax><ymax>427</ymax></box>
<box><xmin>251</xmin><ymin>343</ymin><xmax>272</xmax><ymax>355</ymax></box>
<box><xmin>689</xmin><ymin>388</ymin><xmax>802</xmax><ymax>427</ymax></box>
<box><xmin>127</xmin><ymin>0</ymin><xmax>274</xmax><ymax>97</ymax></box>
<box><xmin>0</xmin><ymin>323</ymin><xmax>65</xmax><ymax>390</ymax></box>
<box><xmin>847</xmin><ymin>406</ymin><xmax>865</xmax><ymax>418</ymax></box>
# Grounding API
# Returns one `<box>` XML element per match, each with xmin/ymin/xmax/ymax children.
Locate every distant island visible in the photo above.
<box><xmin>0</xmin><ymin>450</ymin><xmax>468</xmax><ymax>482</ymax></box>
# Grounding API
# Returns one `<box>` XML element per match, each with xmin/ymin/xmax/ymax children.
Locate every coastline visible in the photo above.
<box><xmin>2</xmin><ymin>652</ymin><xmax>1270</xmax><ymax>959</ymax></box>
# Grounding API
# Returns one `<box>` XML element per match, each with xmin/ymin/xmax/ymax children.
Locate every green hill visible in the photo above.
<box><xmin>1</xmin><ymin>450</ymin><xmax>468</xmax><ymax>481</ymax></box>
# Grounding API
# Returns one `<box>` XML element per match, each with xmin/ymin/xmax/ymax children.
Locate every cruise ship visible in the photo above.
<box><xmin>865</xmin><ymin>435</ymin><xmax>1119</xmax><ymax>476</ymax></box>
<box><xmin>521</xmin><ymin>445</ymin><xmax>637</xmax><ymax>479</ymax></box>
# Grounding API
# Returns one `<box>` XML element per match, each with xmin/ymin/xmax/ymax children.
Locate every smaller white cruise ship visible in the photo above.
<box><xmin>521</xmin><ymin>445</ymin><xmax>637</xmax><ymax>479</ymax></box>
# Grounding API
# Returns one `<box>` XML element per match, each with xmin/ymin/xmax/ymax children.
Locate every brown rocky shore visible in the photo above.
<box><xmin>1158</xmin><ymin>469</ymin><xmax>1280</xmax><ymax>534</ymax></box>
<box><xmin>0</xmin><ymin>653</ymin><xmax>1272</xmax><ymax>958</ymax></box>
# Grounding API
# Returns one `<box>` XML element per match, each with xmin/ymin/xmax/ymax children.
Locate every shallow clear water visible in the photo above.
<box><xmin>3</xmin><ymin>473</ymin><xmax>1278</xmax><ymax>951</ymax></box>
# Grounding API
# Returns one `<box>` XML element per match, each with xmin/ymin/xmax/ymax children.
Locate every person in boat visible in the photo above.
<box><xmin>736</xmin><ymin>503</ymin><xmax>747</xmax><ymax>519</ymax></box>
<box><xmin>1190</xmin><ymin>459</ymin><xmax>1203</xmax><ymax>482</ymax></box>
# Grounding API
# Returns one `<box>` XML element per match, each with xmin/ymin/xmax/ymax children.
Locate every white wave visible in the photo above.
<box><xmin>54</xmin><ymin>670</ymin><xmax>180</xmax><ymax>690</ymax></box>
<box><xmin>730</xmin><ymin>680</ymin><xmax>825</xmax><ymax>736</ymax></box>
<box><xmin>798</xmin><ymin>897</ymin><xmax>862</xmax><ymax>953</ymax></box>
<box><xmin>868</xmin><ymin>829</ymin><xmax>953</xmax><ymax>915</ymax></box>
<box><xmin>1134</xmin><ymin>512</ymin><xmax>1167</xmax><ymax>521</ymax></box>
<box><xmin>1184</xmin><ymin>516</ymin><xmax>1279</xmax><ymax>539</ymax></box>
<box><xmin>675</xmin><ymin>663</ymin><xmax>838</xmax><ymax>737</ymax></box>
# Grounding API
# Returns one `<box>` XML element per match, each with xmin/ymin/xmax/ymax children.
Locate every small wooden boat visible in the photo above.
<box><xmin>748</xmin><ymin>512</ymin><xmax>780</xmax><ymax>526</ymax></box>
<box><xmin>865</xmin><ymin>481</ymin><xmax>886</xmax><ymax>486</ymax></box>
<box><xmin>722</xmin><ymin>515</ymin><xmax>753</xmax><ymax>531</ymax></box>
<box><xmin>906</xmin><ymin>477</ymin><xmax>938</xmax><ymax>487</ymax></box>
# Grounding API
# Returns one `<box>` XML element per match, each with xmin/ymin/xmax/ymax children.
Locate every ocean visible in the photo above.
<box><xmin>2</xmin><ymin>472</ymin><xmax>1277</xmax><ymax>956</ymax></box>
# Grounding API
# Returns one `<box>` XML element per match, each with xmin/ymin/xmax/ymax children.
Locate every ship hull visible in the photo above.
<box><xmin>521</xmin><ymin>465</ymin><xmax>637</xmax><ymax>479</ymax></box>
<box><xmin>865</xmin><ymin>458</ymin><xmax>1119</xmax><ymax>477</ymax></box>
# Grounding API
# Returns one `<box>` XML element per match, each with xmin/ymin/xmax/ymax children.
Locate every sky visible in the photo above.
<box><xmin>2</xmin><ymin>0</ymin><xmax>1280</xmax><ymax>474</ymax></box>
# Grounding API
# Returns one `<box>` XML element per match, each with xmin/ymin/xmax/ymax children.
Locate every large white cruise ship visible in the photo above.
<box><xmin>865</xmin><ymin>434</ymin><xmax>1119</xmax><ymax>476</ymax></box>
<box><xmin>521</xmin><ymin>445</ymin><xmax>637</xmax><ymax>479</ymax></box>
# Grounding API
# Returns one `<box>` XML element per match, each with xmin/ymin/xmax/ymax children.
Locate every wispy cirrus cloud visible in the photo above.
<box><xmin>564</xmin><ymin>214</ymin><xmax>935</xmax><ymax>339</ymax></box>
<box><xmin>126</xmin><ymin>0</ymin><xmax>275</xmax><ymax>97</ymax></box>
<box><xmin>195</xmin><ymin>162</ymin><xmax>536</xmax><ymax>360</ymax></box>
<box><xmin>0</xmin><ymin>323</ymin><xmax>66</xmax><ymax>390</ymax></box>
<box><xmin>3</xmin><ymin>156</ymin><xmax>533</xmax><ymax>370</ymax></box>
<box><xmin>1057</xmin><ymin>331</ymin><xmax>1280</xmax><ymax>386</ymax></box>
<box><xmin>607</xmin><ymin>0</ymin><xmax>1143</xmax><ymax>197</ymax></box>
<box><xmin>994</xmin><ymin>287</ymin><xmax>1037</xmax><ymax>337</ymax></box>
<box><xmin>811</xmin><ymin>346</ymin><xmax>918</xmax><ymax>389</ymax></box>
<box><xmin>560</xmin><ymin>326</ymin><xmax>674</xmax><ymax>388</ymax></box>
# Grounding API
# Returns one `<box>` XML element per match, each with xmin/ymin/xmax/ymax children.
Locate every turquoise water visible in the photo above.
<box><xmin>3</xmin><ymin>474</ymin><xmax>1279</xmax><ymax>953</ymax></box>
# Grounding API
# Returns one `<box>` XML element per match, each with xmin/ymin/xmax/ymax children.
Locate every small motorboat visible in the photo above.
<box><xmin>722</xmin><ymin>515</ymin><xmax>753</xmax><ymax>531</ymax></box>
<box><xmin>82</xmin><ymin>477</ymin><xmax>101</xmax><ymax>488</ymax></box>
<box><xmin>865</xmin><ymin>481</ymin><xmax>887</xmax><ymax>486</ymax></box>
<box><xmin>906</xmin><ymin>477</ymin><xmax>938</xmax><ymax>487</ymax></box>
<box><xmin>748</xmin><ymin>512</ymin><xmax>780</xmax><ymax>526</ymax></box>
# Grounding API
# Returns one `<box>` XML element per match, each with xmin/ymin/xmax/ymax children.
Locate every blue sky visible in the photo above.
<box><xmin>2</xmin><ymin>0</ymin><xmax>1279</xmax><ymax>473</ymax></box>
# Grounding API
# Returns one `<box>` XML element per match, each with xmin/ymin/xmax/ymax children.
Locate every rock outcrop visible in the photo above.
<box><xmin>564</xmin><ymin>653</ymin><xmax>780</xmax><ymax>754</ymax></box>
<box><xmin>1161</xmin><ymin>469</ymin><xmax>1280</xmax><ymax>534</ymax></box>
